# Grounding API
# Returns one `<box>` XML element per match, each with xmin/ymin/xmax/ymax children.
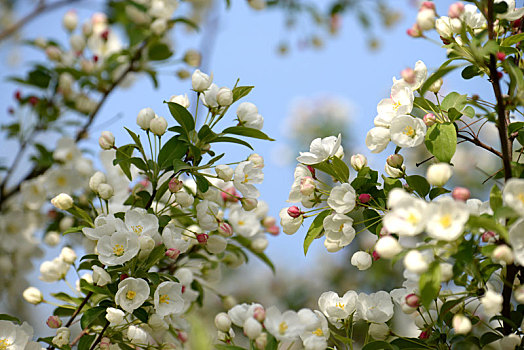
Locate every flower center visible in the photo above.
<box><xmin>392</xmin><ymin>100</ymin><xmax>402</xmax><ymax>111</ymax></box>
<box><xmin>0</xmin><ymin>338</ymin><xmax>12</xmax><ymax>350</ymax></box>
<box><xmin>159</xmin><ymin>294</ymin><xmax>170</xmax><ymax>304</ymax></box>
<box><xmin>406</xmin><ymin>213</ymin><xmax>419</xmax><ymax>225</ymax></box>
<box><xmin>312</xmin><ymin>328</ymin><xmax>324</xmax><ymax>337</ymax></box>
<box><xmin>439</xmin><ymin>214</ymin><xmax>452</xmax><ymax>228</ymax></box>
<box><xmin>113</xmin><ymin>244</ymin><xmax>125</xmax><ymax>256</ymax></box>
<box><xmin>278</xmin><ymin>321</ymin><xmax>288</xmax><ymax>335</ymax></box>
<box><xmin>336</xmin><ymin>302</ymin><xmax>345</xmax><ymax>309</ymax></box>
<box><xmin>403</xmin><ymin>126</ymin><xmax>415</xmax><ymax>138</ymax></box>
<box><xmin>57</xmin><ymin>176</ymin><xmax>67</xmax><ymax>187</ymax></box>
<box><xmin>131</xmin><ymin>225</ymin><xmax>144</xmax><ymax>235</ymax></box>
<box><xmin>518</xmin><ymin>193</ymin><xmax>524</xmax><ymax>205</ymax></box>
<box><xmin>238</xmin><ymin>220</ymin><xmax>245</xmax><ymax>226</ymax></box>
<box><xmin>126</xmin><ymin>290</ymin><xmax>136</xmax><ymax>300</ymax></box>
<box><xmin>242</xmin><ymin>174</ymin><xmax>249</xmax><ymax>184</ymax></box>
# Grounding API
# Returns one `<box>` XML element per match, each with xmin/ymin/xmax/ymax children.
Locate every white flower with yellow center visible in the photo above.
<box><xmin>390</xmin><ymin>115</ymin><xmax>426</xmax><ymax>149</ymax></box>
<box><xmin>0</xmin><ymin>320</ymin><xmax>33</xmax><ymax>350</ymax></box>
<box><xmin>298</xmin><ymin>309</ymin><xmax>329</xmax><ymax>350</ymax></box>
<box><xmin>237</xmin><ymin>102</ymin><xmax>264</xmax><ymax>130</ymax></box>
<box><xmin>115</xmin><ymin>278</ymin><xmax>150</xmax><ymax>313</ymax></box>
<box><xmin>356</xmin><ymin>291</ymin><xmax>394</xmax><ymax>323</ymax></box>
<box><xmin>233</xmin><ymin>161</ymin><xmax>264</xmax><ymax>199</ymax></box>
<box><xmin>264</xmin><ymin>306</ymin><xmax>303</xmax><ymax>342</ymax></box>
<box><xmin>327</xmin><ymin>183</ymin><xmax>356</xmax><ymax>214</ymax></box>
<box><xmin>124</xmin><ymin>208</ymin><xmax>160</xmax><ymax>241</ymax></box>
<box><xmin>82</xmin><ymin>214</ymin><xmax>125</xmax><ymax>241</ymax></box>
<box><xmin>503</xmin><ymin>178</ymin><xmax>524</xmax><ymax>216</ymax></box>
<box><xmin>53</xmin><ymin>137</ymin><xmax>81</xmax><ymax>163</ymax></box>
<box><xmin>425</xmin><ymin>198</ymin><xmax>469</xmax><ymax>241</ymax></box>
<box><xmin>375</xmin><ymin>81</ymin><xmax>414</xmax><ymax>124</ymax></box>
<box><xmin>97</xmin><ymin>231</ymin><xmax>140</xmax><ymax>266</ymax></box>
<box><xmin>383</xmin><ymin>193</ymin><xmax>427</xmax><ymax>237</ymax></box>
<box><xmin>154</xmin><ymin>281</ymin><xmax>185</xmax><ymax>317</ymax></box>
<box><xmin>45</xmin><ymin>167</ymin><xmax>83</xmax><ymax>195</ymax></box>
<box><xmin>317</xmin><ymin>291</ymin><xmax>357</xmax><ymax>326</ymax></box>
<box><xmin>229</xmin><ymin>206</ymin><xmax>261</xmax><ymax>237</ymax></box>
<box><xmin>296</xmin><ymin>134</ymin><xmax>343</xmax><ymax>165</ymax></box>
<box><xmin>323</xmin><ymin>213</ymin><xmax>355</xmax><ymax>252</ymax></box>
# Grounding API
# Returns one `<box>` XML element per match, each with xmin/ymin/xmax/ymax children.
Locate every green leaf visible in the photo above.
<box><xmin>198</xmin><ymin>124</ymin><xmax>218</xmax><ymax>144</ymax></box>
<box><xmin>461</xmin><ymin>65</ymin><xmax>481</xmax><ymax>79</ymax></box>
<box><xmin>362</xmin><ymin>341</ymin><xmax>395</xmax><ymax>350</ymax></box>
<box><xmin>141</xmin><ymin>245</ymin><xmax>166</xmax><ymax>271</ymax></box>
<box><xmin>114</xmin><ymin>144</ymin><xmax>136</xmax><ymax>180</ymax></box>
<box><xmin>463</xmin><ymin>106</ymin><xmax>475</xmax><ymax>118</ymax></box>
<box><xmin>53</xmin><ymin>305</ymin><xmax>77</xmax><ymax>316</ymax></box>
<box><xmin>209</xmin><ymin>136</ymin><xmax>253</xmax><ymax>150</ymax></box>
<box><xmin>331</xmin><ymin>156</ymin><xmax>350</xmax><ymax>183</ymax></box>
<box><xmin>221</xmin><ymin>126</ymin><xmax>274</xmax><ymax>141</ymax></box>
<box><xmin>480</xmin><ymin>332</ymin><xmax>502</xmax><ymax>346</ymax></box>
<box><xmin>68</xmin><ymin>206</ymin><xmax>94</xmax><ymax>226</ymax></box>
<box><xmin>148</xmin><ymin>42</ymin><xmax>172</xmax><ymax>60</ymax></box>
<box><xmin>170</xmin><ymin>17</ymin><xmax>199</xmax><ymax>31</ymax></box>
<box><xmin>503</xmin><ymin>60</ymin><xmax>524</xmax><ymax>96</ymax></box>
<box><xmin>303</xmin><ymin>210</ymin><xmax>331</xmax><ymax>256</ymax></box>
<box><xmin>502</xmin><ymin>33</ymin><xmax>524</xmax><ymax>47</ymax></box>
<box><xmin>424</xmin><ymin>123</ymin><xmax>457</xmax><ymax>163</ymax></box>
<box><xmin>420</xmin><ymin>64</ymin><xmax>460</xmax><ymax>95</ymax></box>
<box><xmin>438</xmin><ymin>297</ymin><xmax>466</xmax><ymax>324</ymax></box>
<box><xmin>78</xmin><ymin>334</ymin><xmax>96</xmax><ymax>350</ymax></box>
<box><xmin>232</xmin><ymin>86</ymin><xmax>254</xmax><ymax>103</ymax></box>
<box><xmin>173</xmin><ymin>159</ymin><xmax>192</xmax><ymax>174</ymax></box>
<box><xmin>362</xmin><ymin>209</ymin><xmax>382</xmax><ymax>235</ymax></box>
<box><xmin>0</xmin><ymin>314</ymin><xmax>21</xmax><ymax>324</ymax></box>
<box><xmin>429</xmin><ymin>187</ymin><xmax>450</xmax><ymax>200</ymax></box>
<box><xmin>133</xmin><ymin>308</ymin><xmax>149</xmax><ymax>323</ymax></box>
<box><xmin>158</xmin><ymin>137</ymin><xmax>188</xmax><ymax>169</ymax></box>
<box><xmin>215</xmin><ymin>345</ymin><xmax>246</xmax><ymax>350</ymax></box>
<box><xmin>406</xmin><ymin>175</ymin><xmax>430</xmax><ymax>198</ymax></box>
<box><xmin>51</xmin><ymin>292</ymin><xmax>81</xmax><ymax>304</ymax></box>
<box><xmin>441</xmin><ymin>92</ymin><xmax>467</xmax><ymax>112</ymax></box>
<box><xmin>419</xmin><ymin>261</ymin><xmax>441</xmax><ymax>308</ymax></box>
<box><xmin>166</xmin><ymin>102</ymin><xmax>195</xmax><ymax>136</ymax></box>
<box><xmin>194</xmin><ymin>174</ymin><xmax>210</xmax><ymax>193</ymax></box>
<box><xmin>490</xmin><ymin>184</ymin><xmax>503</xmax><ymax>211</ymax></box>
<box><xmin>80</xmin><ymin>306</ymin><xmax>106</xmax><ymax>330</ymax></box>
<box><xmin>467</xmin><ymin>215</ymin><xmax>509</xmax><ymax>241</ymax></box>
<box><xmin>509</xmin><ymin>122</ymin><xmax>524</xmax><ymax>134</ymax></box>
<box><xmin>62</xmin><ymin>226</ymin><xmax>84</xmax><ymax>235</ymax></box>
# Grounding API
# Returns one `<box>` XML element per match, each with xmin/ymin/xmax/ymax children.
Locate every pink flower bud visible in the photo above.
<box><xmin>46</xmin><ymin>316</ymin><xmax>62</xmax><ymax>328</ymax></box>
<box><xmin>241</xmin><ymin>198</ymin><xmax>258</xmax><ymax>211</ymax></box>
<box><xmin>407</xmin><ymin>23</ymin><xmax>422</xmax><ymax>37</ymax></box>
<box><xmin>168</xmin><ymin>178</ymin><xmax>183</xmax><ymax>193</ymax></box>
<box><xmin>496</xmin><ymin>52</ymin><xmax>506</xmax><ymax>61</ymax></box>
<box><xmin>387</xmin><ymin>154</ymin><xmax>404</xmax><ymax>168</ymax></box>
<box><xmin>300</xmin><ymin>176</ymin><xmax>316</xmax><ymax>196</ymax></box>
<box><xmin>419</xmin><ymin>331</ymin><xmax>430</xmax><ymax>339</ymax></box>
<box><xmin>197</xmin><ymin>233</ymin><xmax>209</xmax><ymax>244</ymax></box>
<box><xmin>14</xmin><ymin>90</ymin><xmax>21</xmax><ymax>101</ymax></box>
<box><xmin>120</xmin><ymin>273</ymin><xmax>128</xmax><ymax>280</ymax></box>
<box><xmin>165</xmin><ymin>248</ymin><xmax>181</xmax><ymax>260</ymax></box>
<box><xmin>218</xmin><ymin>222</ymin><xmax>233</xmax><ymax>237</ymax></box>
<box><xmin>262</xmin><ymin>216</ymin><xmax>276</xmax><ymax>228</ymax></box>
<box><xmin>372</xmin><ymin>251</ymin><xmax>380</xmax><ymax>261</ymax></box>
<box><xmin>448</xmin><ymin>2</ymin><xmax>465</xmax><ymax>18</ymax></box>
<box><xmin>253</xmin><ymin>306</ymin><xmax>266</xmax><ymax>322</ymax></box>
<box><xmin>420</xmin><ymin>1</ymin><xmax>435</xmax><ymax>10</ymax></box>
<box><xmin>359</xmin><ymin>194</ymin><xmax>372</xmax><ymax>204</ymax></box>
<box><xmin>267</xmin><ymin>225</ymin><xmax>280</xmax><ymax>236</ymax></box>
<box><xmin>221</xmin><ymin>187</ymin><xmax>239</xmax><ymax>202</ymax></box>
<box><xmin>401</xmin><ymin>68</ymin><xmax>416</xmax><ymax>84</ymax></box>
<box><xmin>423</xmin><ymin>113</ymin><xmax>436</xmax><ymax>126</ymax></box>
<box><xmin>98</xmin><ymin>131</ymin><xmax>115</xmax><ymax>150</ymax></box>
<box><xmin>306</xmin><ymin>165</ymin><xmax>316</xmax><ymax>179</ymax></box>
<box><xmin>177</xmin><ymin>331</ymin><xmax>188</xmax><ymax>343</ymax></box>
<box><xmin>287</xmin><ymin>206</ymin><xmax>302</xmax><ymax>218</ymax></box>
<box><xmin>482</xmin><ymin>231</ymin><xmax>496</xmax><ymax>243</ymax></box>
<box><xmin>405</xmin><ymin>293</ymin><xmax>420</xmax><ymax>308</ymax></box>
<box><xmin>379</xmin><ymin>227</ymin><xmax>389</xmax><ymax>237</ymax></box>
<box><xmin>100</xmin><ymin>338</ymin><xmax>111</xmax><ymax>350</ymax></box>
<box><xmin>452</xmin><ymin>187</ymin><xmax>470</xmax><ymax>201</ymax></box>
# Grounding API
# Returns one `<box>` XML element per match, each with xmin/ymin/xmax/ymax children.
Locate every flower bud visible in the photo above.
<box><xmin>248</xmin><ymin>0</ymin><xmax>266</xmax><ymax>10</ymax></box>
<box><xmin>251</xmin><ymin>237</ymin><xmax>268</xmax><ymax>253</ymax></box>
<box><xmin>287</xmin><ymin>206</ymin><xmax>302</xmax><ymax>218</ymax></box>
<box><xmin>401</xmin><ymin>68</ymin><xmax>416</xmax><ymax>84</ymax></box>
<box><xmin>423</xmin><ymin>113</ymin><xmax>436</xmax><ymax>126</ymax></box>
<box><xmin>46</xmin><ymin>316</ymin><xmax>62</xmax><ymax>329</ymax></box>
<box><xmin>34</xmin><ymin>37</ymin><xmax>47</xmax><ymax>48</ymax></box>
<box><xmin>359</xmin><ymin>193</ymin><xmax>372</xmax><ymax>204</ymax></box>
<box><xmin>416</xmin><ymin>8</ymin><xmax>435</xmax><ymax>31</ymax></box>
<box><xmin>255</xmin><ymin>333</ymin><xmax>267</xmax><ymax>350</ymax></box>
<box><xmin>369</xmin><ymin>323</ymin><xmax>390</xmax><ymax>340</ymax></box>
<box><xmin>248</xmin><ymin>154</ymin><xmax>264</xmax><ymax>169</ymax></box>
<box><xmin>151</xmin><ymin>18</ymin><xmax>167</xmax><ymax>35</ymax></box>
<box><xmin>244</xmin><ymin>318</ymin><xmax>262</xmax><ymax>339</ymax></box>
<box><xmin>137</xmin><ymin>107</ymin><xmax>155</xmax><ymax>130</ymax></box>
<box><xmin>51</xmin><ymin>193</ymin><xmax>73</xmax><ymax>210</ymax></box>
<box><xmin>267</xmin><ymin>225</ymin><xmax>279</xmax><ymax>236</ymax></box>
<box><xmin>63</xmin><ymin>10</ymin><xmax>78</xmax><ymax>31</ymax></box>
<box><xmin>452</xmin><ymin>187</ymin><xmax>470</xmax><ymax>201</ymax></box>
<box><xmin>127</xmin><ymin>325</ymin><xmax>148</xmax><ymax>344</ymax></box>
<box><xmin>405</xmin><ymin>293</ymin><xmax>420</xmax><ymax>308</ymax></box>
<box><xmin>262</xmin><ymin>216</ymin><xmax>276</xmax><ymax>228</ymax></box>
<box><xmin>99</xmin><ymin>131</ymin><xmax>115</xmax><ymax>150</ymax></box>
<box><xmin>165</xmin><ymin>248</ymin><xmax>181</xmax><ymax>260</ymax></box>
<box><xmin>385</xmin><ymin>164</ymin><xmax>405</xmax><ymax>178</ymax></box>
<box><xmin>407</xmin><ymin>23</ymin><xmax>422</xmax><ymax>38</ymax></box>
<box><xmin>183</xmin><ymin>49</ymin><xmax>201</xmax><ymax>67</ymax></box>
<box><xmin>60</xmin><ymin>247</ymin><xmax>77</xmax><ymax>264</ymax></box>
<box><xmin>482</xmin><ymin>231</ymin><xmax>496</xmax><ymax>243</ymax></box>
<box><xmin>492</xmin><ymin>244</ymin><xmax>514</xmax><ymax>265</ymax></box>
<box><xmin>168</xmin><ymin>178</ymin><xmax>183</xmax><ymax>193</ymax></box>
<box><xmin>98</xmin><ymin>183</ymin><xmax>114</xmax><ymax>200</ymax></box>
<box><xmin>99</xmin><ymin>338</ymin><xmax>111</xmax><ymax>350</ymax></box>
<box><xmin>150</xmin><ymin>116</ymin><xmax>168</xmax><ymax>136</ymax></box>
<box><xmin>496</xmin><ymin>52</ymin><xmax>506</xmax><ymax>61</ymax></box>
<box><xmin>106</xmin><ymin>307</ymin><xmax>125</xmax><ymax>326</ymax></box>
<box><xmin>215</xmin><ymin>312</ymin><xmax>232</xmax><ymax>332</ymax></box>
<box><xmin>138</xmin><ymin>236</ymin><xmax>155</xmax><ymax>259</ymax></box>
<box><xmin>52</xmin><ymin>327</ymin><xmax>70</xmax><ymax>347</ymax></box>
<box><xmin>177</xmin><ymin>331</ymin><xmax>188</xmax><ymax>343</ymax></box>
<box><xmin>169</xmin><ymin>94</ymin><xmax>190</xmax><ymax>108</ymax></box>
<box><xmin>46</xmin><ymin>46</ymin><xmax>62</xmax><ymax>61</ymax></box>
<box><xmin>351</xmin><ymin>251</ymin><xmax>372</xmax><ymax>270</ymax></box>
<box><xmin>375</xmin><ymin>236</ymin><xmax>402</xmax><ymax>259</ymax></box>
<box><xmin>403</xmin><ymin>250</ymin><xmax>428</xmax><ymax>274</ymax></box>
<box><xmin>440</xmin><ymin>263</ymin><xmax>454</xmax><ymax>282</ymax></box>
<box><xmin>215</xmin><ymin>165</ymin><xmax>234</xmax><ymax>182</ymax></box>
<box><xmin>222</xmin><ymin>295</ymin><xmax>237</xmax><ymax>309</ymax></box>
<box><xmin>197</xmin><ymin>233</ymin><xmax>209</xmax><ymax>244</ymax></box>
<box><xmin>387</xmin><ymin>154</ymin><xmax>404</xmax><ymax>168</ymax></box>
<box><xmin>89</xmin><ymin>171</ymin><xmax>106</xmax><ymax>193</ymax></box>
<box><xmin>420</xmin><ymin>1</ymin><xmax>435</xmax><ymax>10</ymax></box>
<box><xmin>70</xmin><ymin>34</ymin><xmax>85</xmax><ymax>52</ymax></box>
<box><xmin>218</xmin><ymin>222</ymin><xmax>234</xmax><ymax>237</ymax></box>
<box><xmin>92</xmin><ymin>266</ymin><xmax>111</xmax><ymax>286</ymax></box>
<box><xmin>419</xmin><ymin>331</ymin><xmax>430</xmax><ymax>339</ymax></box>
<box><xmin>448</xmin><ymin>2</ymin><xmax>465</xmax><ymax>18</ymax></box>
<box><xmin>44</xmin><ymin>232</ymin><xmax>61</xmax><ymax>246</ymax></box>
<box><xmin>300</xmin><ymin>176</ymin><xmax>316</xmax><ymax>196</ymax></box>
<box><xmin>192</xmin><ymin>69</ymin><xmax>213</xmax><ymax>92</ymax></box>
<box><xmin>207</xmin><ymin>235</ymin><xmax>227</xmax><ymax>254</ymax></box>
<box><xmin>427</xmin><ymin>163</ymin><xmax>453</xmax><ymax>186</ymax></box>
<box><xmin>23</xmin><ymin>287</ymin><xmax>43</xmax><ymax>304</ymax></box>
<box><xmin>253</xmin><ymin>306</ymin><xmax>265</xmax><ymax>322</ymax></box>
<box><xmin>452</xmin><ymin>314</ymin><xmax>472</xmax><ymax>334</ymax></box>
<box><xmin>217</xmin><ymin>87</ymin><xmax>233</xmax><ymax>106</ymax></box>
<box><xmin>241</xmin><ymin>198</ymin><xmax>258</xmax><ymax>211</ymax></box>
<box><xmin>428</xmin><ymin>78</ymin><xmax>443</xmax><ymax>93</ymax></box>
<box><xmin>350</xmin><ymin>154</ymin><xmax>367</xmax><ymax>171</ymax></box>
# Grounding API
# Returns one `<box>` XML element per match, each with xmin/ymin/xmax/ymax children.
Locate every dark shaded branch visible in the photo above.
<box><xmin>457</xmin><ymin>133</ymin><xmax>503</xmax><ymax>158</ymax></box>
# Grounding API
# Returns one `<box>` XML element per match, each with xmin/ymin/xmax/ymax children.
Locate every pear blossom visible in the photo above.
<box><xmin>390</xmin><ymin>115</ymin><xmax>426</xmax><ymax>148</ymax></box>
<box><xmin>229</xmin><ymin>207</ymin><xmax>261</xmax><ymax>237</ymax></box>
<box><xmin>357</xmin><ymin>291</ymin><xmax>394</xmax><ymax>323</ymax></box>
<box><xmin>323</xmin><ymin>213</ymin><xmax>355</xmax><ymax>252</ymax></box>
<box><xmin>228</xmin><ymin>303</ymin><xmax>264</xmax><ymax>327</ymax></box>
<box><xmin>82</xmin><ymin>214</ymin><xmax>124</xmax><ymax>240</ymax></box>
<box><xmin>154</xmin><ymin>281</ymin><xmax>185</xmax><ymax>316</ymax></box>
<box><xmin>503</xmin><ymin>178</ymin><xmax>524</xmax><ymax>216</ymax></box>
<box><xmin>318</xmin><ymin>290</ymin><xmax>358</xmax><ymax>325</ymax></box>
<box><xmin>124</xmin><ymin>208</ymin><xmax>160</xmax><ymax>241</ymax></box>
<box><xmin>298</xmin><ymin>309</ymin><xmax>330</xmax><ymax>350</ymax></box>
<box><xmin>327</xmin><ymin>183</ymin><xmax>356</xmax><ymax>214</ymax></box>
<box><xmin>297</xmin><ymin>134</ymin><xmax>343</xmax><ymax>165</ymax></box>
<box><xmin>115</xmin><ymin>278</ymin><xmax>150</xmax><ymax>313</ymax></box>
<box><xmin>425</xmin><ymin>198</ymin><xmax>469</xmax><ymax>241</ymax></box>
<box><xmin>264</xmin><ymin>306</ymin><xmax>303</xmax><ymax>341</ymax></box>
<box><xmin>233</xmin><ymin>161</ymin><xmax>264</xmax><ymax>198</ymax></box>
<box><xmin>196</xmin><ymin>200</ymin><xmax>221</xmax><ymax>231</ymax></box>
<box><xmin>97</xmin><ymin>231</ymin><xmax>140</xmax><ymax>266</ymax></box>
<box><xmin>435</xmin><ymin>16</ymin><xmax>454</xmax><ymax>38</ymax></box>
<box><xmin>237</xmin><ymin>102</ymin><xmax>264</xmax><ymax>130</ymax></box>
<box><xmin>279</xmin><ymin>207</ymin><xmax>303</xmax><ymax>234</ymax></box>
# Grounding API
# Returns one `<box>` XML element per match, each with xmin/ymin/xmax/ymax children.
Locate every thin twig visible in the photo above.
<box><xmin>89</xmin><ymin>321</ymin><xmax>110</xmax><ymax>350</ymax></box>
<box><xmin>457</xmin><ymin>133</ymin><xmax>503</xmax><ymax>158</ymax></box>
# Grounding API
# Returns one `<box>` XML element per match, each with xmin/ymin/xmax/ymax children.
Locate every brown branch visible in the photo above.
<box><xmin>0</xmin><ymin>0</ymin><xmax>80</xmax><ymax>42</ymax></box>
<box><xmin>457</xmin><ymin>133</ymin><xmax>503</xmax><ymax>158</ymax></box>
<box><xmin>89</xmin><ymin>321</ymin><xmax>109</xmax><ymax>350</ymax></box>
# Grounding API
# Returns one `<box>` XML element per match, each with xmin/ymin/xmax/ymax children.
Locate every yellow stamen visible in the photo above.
<box><xmin>406</xmin><ymin>213</ymin><xmax>418</xmax><ymax>225</ymax></box>
<box><xmin>312</xmin><ymin>328</ymin><xmax>324</xmax><ymax>337</ymax></box>
<box><xmin>131</xmin><ymin>225</ymin><xmax>144</xmax><ymax>235</ymax></box>
<box><xmin>279</xmin><ymin>322</ymin><xmax>288</xmax><ymax>335</ymax></box>
<box><xmin>336</xmin><ymin>302</ymin><xmax>345</xmax><ymax>309</ymax></box>
<box><xmin>392</xmin><ymin>100</ymin><xmax>402</xmax><ymax>111</ymax></box>
<box><xmin>57</xmin><ymin>176</ymin><xmax>67</xmax><ymax>187</ymax></box>
<box><xmin>439</xmin><ymin>214</ymin><xmax>452</xmax><ymax>228</ymax></box>
<box><xmin>403</xmin><ymin>126</ymin><xmax>415</xmax><ymax>137</ymax></box>
<box><xmin>126</xmin><ymin>291</ymin><xmax>136</xmax><ymax>300</ymax></box>
<box><xmin>242</xmin><ymin>174</ymin><xmax>249</xmax><ymax>184</ymax></box>
<box><xmin>238</xmin><ymin>220</ymin><xmax>245</xmax><ymax>226</ymax></box>
<box><xmin>159</xmin><ymin>294</ymin><xmax>170</xmax><ymax>304</ymax></box>
<box><xmin>0</xmin><ymin>338</ymin><xmax>11</xmax><ymax>350</ymax></box>
<box><xmin>113</xmin><ymin>244</ymin><xmax>125</xmax><ymax>256</ymax></box>
<box><xmin>518</xmin><ymin>193</ymin><xmax>524</xmax><ymax>205</ymax></box>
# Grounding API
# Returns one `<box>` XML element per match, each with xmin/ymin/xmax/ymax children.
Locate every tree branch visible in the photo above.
<box><xmin>457</xmin><ymin>133</ymin><xmax>503</xmax><ymax>158</ymax></box>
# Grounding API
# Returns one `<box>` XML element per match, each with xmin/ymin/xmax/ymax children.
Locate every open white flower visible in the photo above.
<box><xmin>228</xmin><ymin>303</ymin><xmax>264</xmax><ymax>327</ymax></box>
<box><xmin>366</xmin><ymin>127</ymin><xmax>391</xmax><ymax>153</ymax></box>
<box><xmin>115</xmin><ymin>278</ymin><xmax>150</xmax><ymax>313</ymax></box>
<box><xmin>462</xmin><ymin>4</ymin><xmax>486</xmax><ymax>31</ymax></box>
<box><xmin>82</xmin><ymin>214</ymin><xmax>125</xmax><ymax>240</ymax></box>
<box><xmin>97</xmin><ymin>231</ymin><xmax>140</xmax><ymax>266</ymax></box>
<box><xmin>323</xmin><ymin>213</ymin><xmax>355</xmax><ymax>252</ymax></box>
<box><xmin>162</xmin><ymin>223</ymin><xmax>190</xmax><ymax>254</ymax></box>
<box><xmin>393</xmin><ymin>61</ymin><xmax>427</xmax><ymax>90</ymax></box>
<box><xmin>425</xmin><ymin>198</ymin><xmax>469</xmax><ymax>241</ymax></box>
<box><xmin>376</xmin><ymin>81</ymin><xmax>414</xmax><ymax>121</ymax></box>
<box><xmin>154</xmin><ymin>281</ymin><xmax>185</xmax><ymax>317</ymax></box>
<box><xmin>495</xmin><ymin>0</ymin><xmax>524</xmax><ymax>20</ymax></box>
<box><xmin>383</xmin><ymin>195</ymin><xmax>427</xmax><ymax>236</ymax></box>
<box><xmin>229</xmin><ymin>207</ymin><xmax>261</xmax><ymax>237</ymax></box>
<box><xmin>237</xmin><ymin>102</ymin><xmax>264</xmax><ymax>130</ymax></box>
<box><xmin>125</xmin><ymin>208</ymin><xmax>160</xmax><ymax>241</ymax></box>
<box><xmin>481</xmin><ymin>289</ymin><xmax>503</xmax><ymax>316</ymax></box>
<box><xmin>0</xmin><ymin>320</ymin><xmax>34</xmax><ymax>350</ymax></box>
<box><xmin>503</xmin><ymin>178</ymin><xmax>524</xmax><ymax>216</ymax></box>
<box><xmin>318</xmin><ymin>290</ymin><xmax>358</xmax><ymax>325</ymax></box>
<box><xmin>351</xmin><ymin>251</ymin><xmax>372</xmax><ymax>270</ymax></box>
<box><xmin>296</xmin><ymin>134</ymin><xmax>343</xmax><ymax>165</ymax></box>
<box><xmin>234</xmin><ymin>161</ymin><xmax>264</xmax><ymax>199</ymax></box>
<box><xmin>357</xmin><ymin>291</ymin><xmax>394</xmax><ymax>323</ymax></box>
<box><xmin>196</xmin><ymin>200</ymin><xmax>221</xmax><ymax>231</ymax></box>
<box><xmin>509</xmin><ymin>219</ymin><xmax>524</xmax><ymax>266</ymax></box>
<box><xmin>327</xmin><ymin>183</ymin><xmax>356</xmax><ymax>214</ymax></box>
<box><xmin>40</xmin><ymin>257</ymin><xmax>70</xmax><ymax>282</ymax></box>
<box><xmin>390</xmin><ymin>115</ymin><xmax>426</xmax><ymax>148</ymax></box>
<box><xmin>264</xmin><ymin>306</ymin><xmax>303</xmax><ymax>341</ymax></box>
<box><xmin>298</xmin><ymin>309</ymin><xmax>330</xmax><ymax>350</ymax></box>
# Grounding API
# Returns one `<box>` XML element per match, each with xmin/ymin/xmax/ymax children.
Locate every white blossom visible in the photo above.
<box><xmin>390</xmin><ymin>115</ymin><xmax>426</xmax><ymax>148</ymax></box>
<box><xmin>154</xmin><ymin>281</ymin><xmax>185</xmax><ymax>317</ymax></box>
<box><xmin>115</xmin><ymin>278</ymin><xmax>150</xmax><ymax>313</ymax></box>
<box><xmin>97</xmin><ymin>231</ymin><xmax>140</xmax><ymax>266</ymax></box>
<box><xmin>327</xmin><ymin>183</ymin><xmax>356</xmax><ymax>214</ymax></box>
<box><xmin>297</xmin><ymin>134</ymin><xmax>343</xmax><ymax>165</ymax></box>
<box><xmin>234</xmin><ymin>161</ymin><xmax>264</xmax><ymax>199</ymax></box>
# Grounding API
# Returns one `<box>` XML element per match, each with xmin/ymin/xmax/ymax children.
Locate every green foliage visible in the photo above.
<box><xmin>303</xmin><ymin>209</ymin><xmax>330</xmax><ymax>256</ymax></box>
<box><xmin>424</xmin><ymin>123</ymin><xmax>457</xmax><ymax>163</ymax></box>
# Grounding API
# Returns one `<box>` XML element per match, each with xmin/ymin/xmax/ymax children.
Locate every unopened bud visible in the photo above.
<box><xmin>150</xmin><ymin>116</ymin><xmax>168</xmax><ymax>136</ymax></box>
<box><xmin>428</xmin><ymin>78</ymin><xmax>443</xmax><ymax>93</ymax></box>
<box><xmin>221</xmin><ymin>187</ymin><xmax>239</xmax><ymax>203</ymax></box>
<box><xmin>452</xmin><ymin>187</ymin><xmax>470</xmax><ymax>201</ymax></box>
<box><xmin>168</xmin><ymin>178</ymin><xmax>183</xmax><ymax>193</ymax></box>
<box><xmin>99</xmin><ymin>131</ymin><xmax>115</xmax><ymax>150</ymax></box>
<box><xmin>253</xmin><ymin>306</ymin><xmax>266</xmax><ymax>322</ymax></box>
<box><xmin>241</xmin><ymin>198</ymin><xmax>258</xmax><ymax>211</ymax></box>
<box><xmin>387</xmin><ymin>154</ymin><xmax>404</xmax><ymax>168</ymax></box>
<box><xmin>47</xmin><ymin>316</ymin><xmax>62</xmax><ymax>329</ymax></box>
<box><xmin>482</xmin><ymin>231</ymin><xmax>496</xmax><ymax>243</ymax></box>
<box><xmin>419</xmin><ymin>331</ymin><xmax>430</xmax><ymax>339</ymax></box>
<box><xmin>177</xmin><ymin>331</ymin><xmax>188</xmax><ymax>343</ymax></box>
<box><xmin>215</xmin><ymin>312</ymin><xmax>231</xmax><ymax>332</ymax></box>
<box><xmin>267</xmin><ymin>225</ymin><xmax>279</xmax><ymax>236</ymax></box>
<box><xmin>287</xmin><ymin>206</ymin><xmax>302</xmax><ymax>218</ymax></box>
<box><xmin>183</xmin><ymin>50</ymin><xmax>201</xmax><ymax>67</ymax></box>
<box><xmin>51</xmin><ymin>193</ymin><xmax>73</xmax><ymax>210</ymax></box>
<box><xmin>216</xmin><ymin>165</ymin><xmax>234</xmax><ymax>181</ymax></box>
<box><xmin>222</xmin><ymin>295</ymin><xmax>237</xmax><ymax>309</ymax></box>
<box><xmin>401</xmin><ymin>68</ymin><xmax>415</xmax><ymax>84</ymax></box>
<box><xmin>448</xmin><ymin>2</ymin><xmax>465</xmax><ymax>18</ymax></box>
<box><xmin>165</xmin><ymin>248</ymin><xmax>181</xmax><ymax>260</ymax></box>
<box><xmin>23</xmin><ymin>287</ymin><xmax>43</xmax><ymax>305</ymax></box>
<box><xmin>262</xmin><ymin>216</ymin><xmax>276</xmax><ymax>228</ymax></box>
<box><xmin>405</xmin><ymin>293</ymin><xmax>420</xmax><ymax>308</ymax></box>
<box><xmin>98</xmin><ymin>183</ymin><xmax>114</xmax><ymax>200</ymax></box>
<box><xmin>350</xmin><ymin>154</ymin><xmax>367</xmax><ymax>171</ymax></box>
<box><xmin>99</xmin><ymin>337</ymin><xmax>111</xmax><ymax>350</ymax></box>
<box><xmin>300</xmin><ymin>176</ymin><xmax>316</xmax><ymax>196</ymax></box>
<box><xmin>62</xmin><ymin>10</ymin><xmax>78</xmax><ymax>31</ymax></box>
<box><xmin>359</xmin><ymin>193</ymin><xmax>372</xmax><ymax>204</ymax></box>
<box><xmin>217</xmin><ymin>87</ymin><xmax>234</xmax><ymax>107</ymax></box>
<box><xmin>407</xmin><ymin>23</ymin><xmax>423</xmax><ymax>38</ymax></box>
<box><xmin>218</xmin><ymin>222</ymin><xmax>233</xmax><ymax>237</ymax></box>
<box><xmin>496</xmin><ymin>52</ymin><xmax>506</xmax><ymax>61</ymax></box>
<box><xmin>420</xmin><ymin>1</ymin><xmax>435</xmax><ymax>10</ymax></box>
<box><xmin>197</xmin><ymin>233</ymin><xmax>209</xmax><ymax>244</ymax></box>
<box><xmin>423</xmin><ymin>113</ymin><xmax>436</xmax><ymax>126</ymax></box>
<box><xmin>492</xmin><ymin>244</ymin><xmax>514</xmax><ymax>264</ymax></box>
